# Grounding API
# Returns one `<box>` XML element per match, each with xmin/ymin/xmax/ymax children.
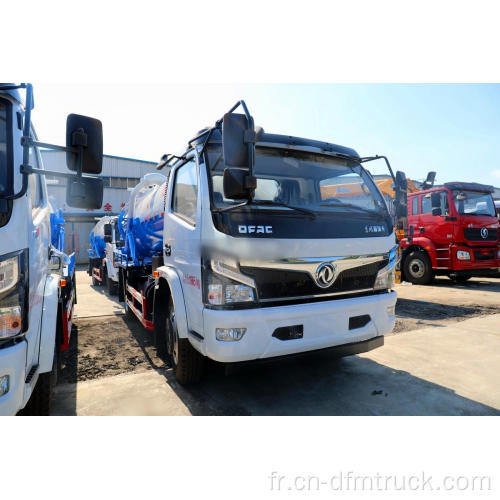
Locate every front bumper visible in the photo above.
<box><xmin>0</xmin><ymin>340</ymin><xmax>28</xmax><ymax>416</ymax></box>
<box><xmin>450</xmin><ymin>244</ymin><xmax>500</xmax><ymax>272</ymax></box>
<box><xmin>201</xmin><ymin>291</ymin><xmax>396</xmax><ymax>363</ymax></box>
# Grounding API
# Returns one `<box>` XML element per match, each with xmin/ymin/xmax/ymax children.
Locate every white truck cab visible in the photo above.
<box><xmin>0</xmin><ymin>83</ymin><xmax>104</xmax><ymax>415</ymax></box>
<box><xmin>119</xmin><ymin>102</ymin><xmax>407</xmax><ymax>384</ymax></box>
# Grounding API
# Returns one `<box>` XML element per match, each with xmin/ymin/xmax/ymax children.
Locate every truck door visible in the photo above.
<box><xmin>27</xmin><ymin>143</ymin><xmax>50</xmax><ymax>371</ymax></box>
<box><xmin>420</xmin><ymin>190</ymin><xmax>454</xmax><ymax>246</ymax></box>
<box><xmin>164</xmin><ymin>155</ymin><xmax>203</xmax><ymax>332</ymax></box>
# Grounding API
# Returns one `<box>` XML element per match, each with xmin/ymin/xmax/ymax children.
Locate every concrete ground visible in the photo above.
<box><xmin>74</xmin><ymin>269</ymin><xmax>123</xmax><ymax>318</ymax></box>
<box><xmin>52</xmin><ymin>271</ymin><xmax>500</xmax><ymax>416</ymax></box>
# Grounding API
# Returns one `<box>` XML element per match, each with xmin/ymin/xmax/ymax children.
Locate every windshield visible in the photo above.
<box><xmin>206</xmin><ymin>146</ymin><xmax>387</xmax><ymax>217</ymax></box>
<box><xmin>453</xmin><ymin>190</ymin><xmax>496</xmax><ymax>217</ymax></box>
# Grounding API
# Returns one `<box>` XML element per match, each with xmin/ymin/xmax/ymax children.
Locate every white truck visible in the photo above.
<box><xmin>118</xmin><ymin>101</ymin><xmax>407</xmax><ymax>384</ymax></box>
<box><xmin>88</xmin><ymin>215</ymin><xmax>123</xmax><ymax>294</ymax></box>
<box><xmin>0</xmin><ymin>83</ymin><xmax>104</xmax><ymax>415</ymax></box>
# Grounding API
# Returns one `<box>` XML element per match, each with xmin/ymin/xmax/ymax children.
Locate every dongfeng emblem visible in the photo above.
<box><xmin>315</xmin><ymin>262</ymin><xmax>337</xmax><ymax>288</ymax></box>
<box><xmin>480</xmin><ymin>227</ymin><xmax>489</xmax><ymax>239</ymax></box>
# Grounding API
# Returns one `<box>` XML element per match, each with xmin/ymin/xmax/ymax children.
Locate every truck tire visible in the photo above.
<box><xmin>165</xmin><ymin>297</ymin><xmax>203</xmax><ymax>384</ymax></box>
<box><xmin>403</xmin><ymin>250</ymin><xmax>434</xmax><ymax>285</ymax></box>
<box><xmin>107</xmin><ymin>276</ymin><xmax>118</xmax><ymax>295</ymax></box>
<box><xmin>22</xmin><ymin>345</ymin><xmax>58</xmax><ymax>416</ymax></box>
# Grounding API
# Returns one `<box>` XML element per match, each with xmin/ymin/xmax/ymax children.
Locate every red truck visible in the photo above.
<box><xmin>400</xmin><ymin>182</ymin><xmax>500</xmax><ymax>284</ymax></box>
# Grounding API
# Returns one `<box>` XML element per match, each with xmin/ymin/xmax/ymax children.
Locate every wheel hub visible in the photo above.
<box><xmin>409</xmin><ymin>258</ymin><xmax>425</xmax><ymax>279</ymax></box>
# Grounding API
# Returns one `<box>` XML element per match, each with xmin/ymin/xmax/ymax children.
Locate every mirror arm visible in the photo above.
<box><xmin>359</xmin><ymin>155</ymin><xmax>396</xmax><ymax>183</ymax></box>
<box><xmin>21</xmin><ymin>136</ymin><xmax>80</xmax><ymax>155</ymax></box>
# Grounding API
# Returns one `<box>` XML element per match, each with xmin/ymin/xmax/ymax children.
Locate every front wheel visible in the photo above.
<box><xmin>107</xmin><ymin>276</ymin><xmax>118</xmax><ymax>295</ymax></box>
<box><xmin>403</xmin><ymin>250</ymin><xmax>434</xmax><ymax>285</ymax></box>
<box><xmin>165</xmin><ymin>297</ymin><xmax>203</xmax><ymax>384</ymax></box>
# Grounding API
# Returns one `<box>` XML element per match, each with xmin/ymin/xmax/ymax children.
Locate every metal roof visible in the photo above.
<box><xmin>444</xmin><ymin>182</ymin><xmax>495</xmax><ymax>193</ymax></box>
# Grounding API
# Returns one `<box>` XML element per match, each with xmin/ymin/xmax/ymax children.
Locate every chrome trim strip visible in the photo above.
<box><xmin>258</xmin><ymin>288</ymin><xmax>376</xmax><ymax>303</ymax></box>
<box><xmin>240</xmin><ymin>252</ymin><xmax>389</xmax><ymax>280</ymax></box>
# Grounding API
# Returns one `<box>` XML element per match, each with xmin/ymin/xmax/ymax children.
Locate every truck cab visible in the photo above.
<box><xmin>119</xmin><ymin>103</ymin><xmax>404</xmax><ymax>384</ymax></box>
<box><xmin>0</xmin><ymin>83</ymin><xmax>103</xmax><ymax>415</ymax></box>
<box><xmin>401</xmin><ymin>182</ymin><xmax>500</xmax><ymax>284</ymax></box>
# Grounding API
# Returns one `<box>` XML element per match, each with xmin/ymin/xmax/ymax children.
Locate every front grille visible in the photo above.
<box><xmin>464</xmin><ymin>228</ymin><xmax>498</xmax><ymax>241</ymax></box>
<box><xmin>241</xmin><ymin>259</ymin><xmax>388</xmax><ymax>301</ymax></box>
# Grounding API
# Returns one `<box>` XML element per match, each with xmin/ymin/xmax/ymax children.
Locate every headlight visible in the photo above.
<box><xmin>457</xmin><ymin>250</ymin><xmax>471</xmax><ymax>261</ymax></box>
<box><xmin>0</xmin><ymin>250</ymin><xmax>28</xmax><ymax>340</ymax></box>
<box><xmin>204</xmin><ymin>261</ymin><xmax>256</xmax><ymax>306</ymax></box>
<box><xmin>374</xmin><ymin>246</ymin><xmax>398</xmax><ymax>291</ymax></box>
<box><xmin>374</xmin><ymin>266</ymin><xmax>396</xmax><ymax>290</ymax></box>
<box><xmin>0</xmin><ymin>256</ymin><xmax>19</xmax><ymax>294</ymax></box>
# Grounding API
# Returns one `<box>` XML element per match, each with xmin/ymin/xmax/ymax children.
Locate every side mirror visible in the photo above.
<box><xmin>394</xmin><ymin>171</ymin><xmax>408</xmax><ymax>219</ymax></box>
<box><xmin>422</xmin><ymin>171</ymin><xmax>436</xmax><ymax>189</ymax></box>
<box><xmin>431</xmin><ymin>192</ymin><xmax>441</xmax><ymax>209</ymax></box>
<box><xmin>66</xmin><ymin>114</ymin><xmax>103</xmax><ymax>174</ymax></box>
<box><xmin>222</xmin><ymin>113</ymin><xmax>251</xmax><ymax>168</ymax></box>
<box><xmin>223</xmin><ymin>167</ymin><xmax>257</xmax><ymax>200</ymax></box>
<box><xmin>432</xmin><ymin>207</ymin><xmax>442</xmax><ymax>216</ymax></box>
<box><xmin>66</xmin><ymin>176</ymin><xmax>103</xmax><ymax>209</ymax></box>
<box><xmin>48</xmin><ymin>253</ymin><xmax>62</xmax><ymax>271</ymax></box>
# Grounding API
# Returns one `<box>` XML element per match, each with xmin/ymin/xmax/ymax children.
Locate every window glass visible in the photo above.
<box><xmin>172</xmin><ymin>159</ymin><xmax>198</xmax><ymax>223</ymax></box>
<box><xmin>212</xmin><ymin>175</ymin><xmax>279</xmax><ymax>204</ymax></box>
<box><xmin>453</xmin><ymin>190</ymin><xmax>495</xmax><ymax>217</ymax></box>
<box><xmin>411</xmin><ymin>197</ymin><xmax>419</xmax><ymax>215</ymax></box>
<box><xmin>206</xmin><ymin>146</ymin><xmax>386</xmax><ymax>216</ymax></box>
<box><xmin>438</xmin><ymin>192</ymin><xmax>449</xmax><ymax>215</ymax></box>
<box><xmin>422</xmin><ymin>195</ymin><xmax>431</xmax><ymax>214</ymax></box>
<box><xmin>0</xmin><ymin>100</ymin><xmax>7</xmax><ymax>193</ymax></box>
<box><xmin>29</xmin><ymin>146</ymin><xmax>44</xmax><ymax>209</ymax></box>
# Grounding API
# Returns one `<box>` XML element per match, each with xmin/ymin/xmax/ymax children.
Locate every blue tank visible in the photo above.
<box><xmin>88</xmin><ymin>216</ymin><xmax>116</xmax><ymax>260</ymax></box>
<box><xmin>120</xmin><ymin>173</ymin><xmax>168</xmax><ymax>266</ymax></box>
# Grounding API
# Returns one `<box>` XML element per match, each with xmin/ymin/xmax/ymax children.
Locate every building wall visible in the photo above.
<box><xmin>42</xmin><ymin>150</ymin><xmax>157</xmax><ymax>263</ymax></box>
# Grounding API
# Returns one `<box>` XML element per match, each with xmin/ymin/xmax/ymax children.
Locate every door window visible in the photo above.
<box><xmin>411</xmin><ymin>197</ymin><xmax>419</xmax><ymax>215</ymax></box>
<box><xmin>422</xmin><ymin>195</ymin><xmax>432</xmax><ymax>214</ymax></box>
<box><xmin>172</xmin><ymin>159</ymin><xmax>198</xmax><ymax>224</ymax></box>
<box><xmin>29</xmin><ymin>145</ymin><xmax>44</xmax><ymax>210</ymax></box>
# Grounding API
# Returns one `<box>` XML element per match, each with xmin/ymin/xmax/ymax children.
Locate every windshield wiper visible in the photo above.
<box><xmin>319</xmin><ymin>199</ymin><xmax>385</xmax><ymax>217</ymax></box>
<box><xmin>215</xmin><ymin>200</ymin><xmax>316</xmax><ymax>219</ymax></box>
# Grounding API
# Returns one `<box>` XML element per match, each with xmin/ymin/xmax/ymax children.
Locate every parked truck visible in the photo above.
<box><xmin>116</xmin><ymin>101</ymin><xmax>406</xmax><ymax>384</ymax></box>
<box><xmin>400</xmin><ymin>182</ymin><xmax>500</xmax><ymax>284</ymax></box>
<box><xmin>88</xmin><ymin>215</ymin><xmax>123</xmax><ymax>294</ymax></box>
<box><xmin>0</xmin><ymin>83</ymin><xmax>104</xmax><ymax>415</ymax></box>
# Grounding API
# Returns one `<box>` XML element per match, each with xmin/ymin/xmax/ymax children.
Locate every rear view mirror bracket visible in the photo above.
<box><xmin>4</xmin><ymin>84</ymin><xmax>104</xmax><ymax>209</ymax></box>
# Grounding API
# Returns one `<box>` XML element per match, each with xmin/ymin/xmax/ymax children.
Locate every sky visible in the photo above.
<box><xmin>32</xmin><ymin>83</ymin><xmax>500</xmax><ymax>187</ymax></box>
